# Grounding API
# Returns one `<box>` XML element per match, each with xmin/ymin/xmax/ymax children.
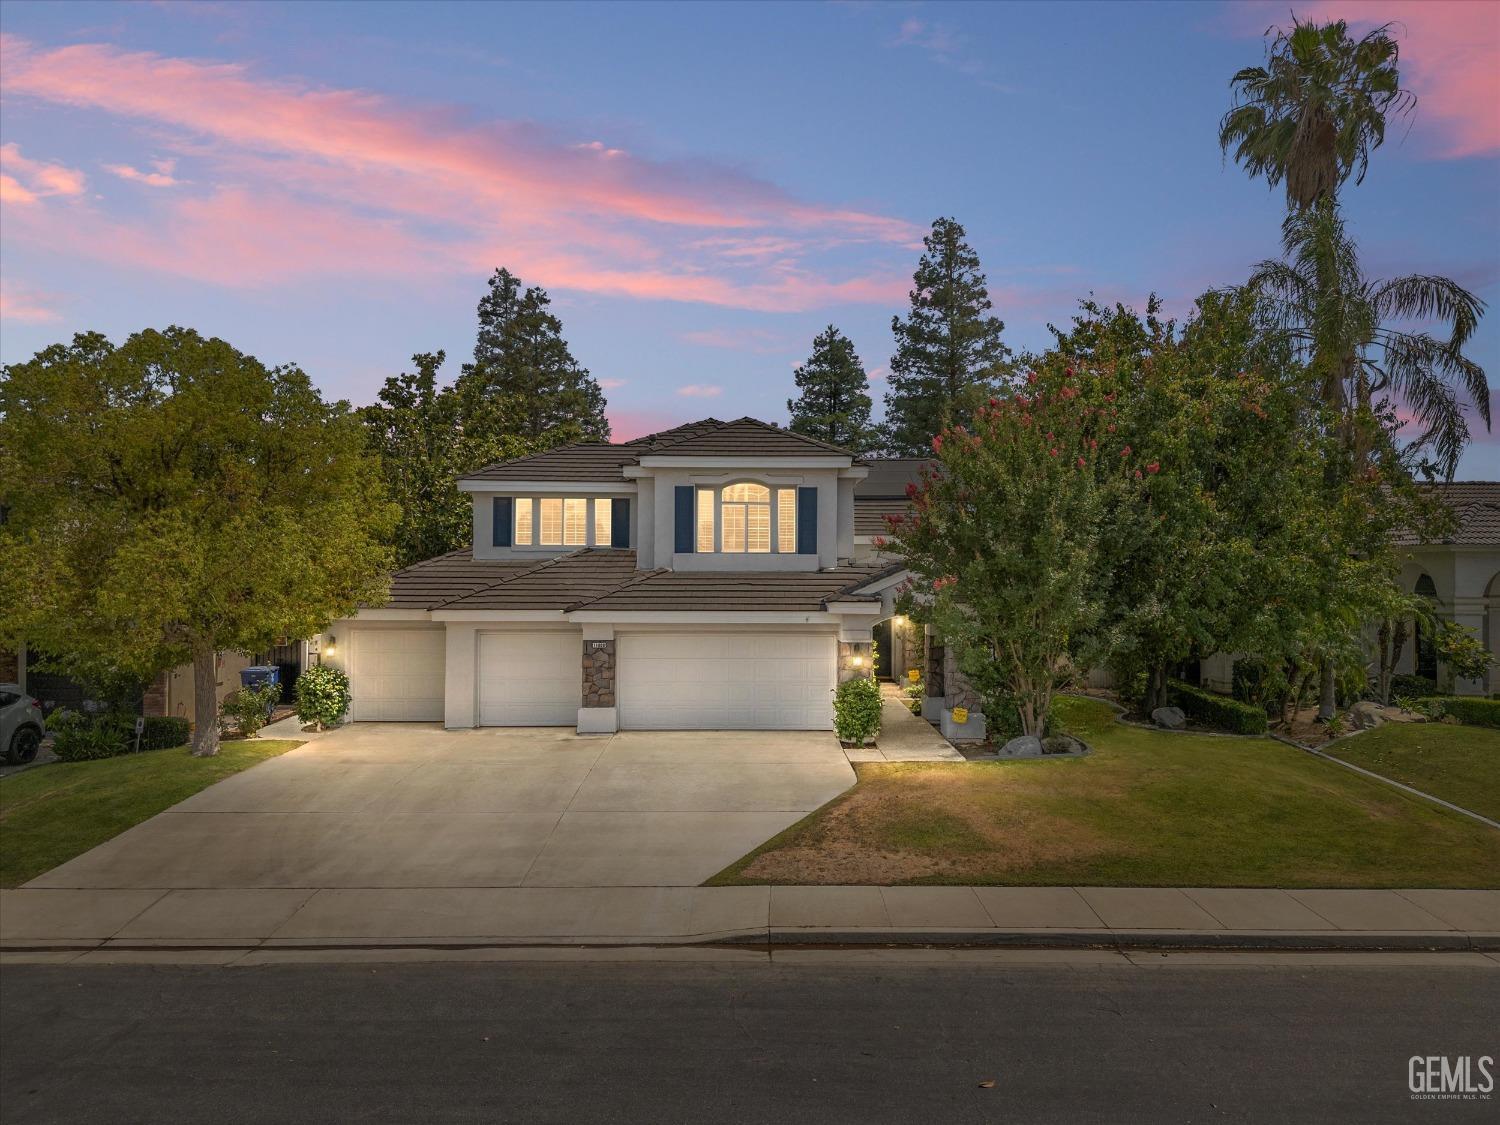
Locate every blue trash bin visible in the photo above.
<box><xmin>240</xmin><ymin>666</ymin><xmax>281</xmax><ymax>718</ymax></box>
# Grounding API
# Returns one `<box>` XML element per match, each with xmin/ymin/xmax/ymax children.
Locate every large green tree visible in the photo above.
<box><xmin>882</xmin><ymin>217</ymin><xmax>1012</xmax><ymax>455</ymax></box>
<box><xmin>787</xmin><ymin>325</ymin><xmax>876</xmax><ymax>453</ymax></box>
<box><xmin>1220</xmin><ymin>17</ymin><xmax>1413</xmax><ymax>211</ymax></box>
<box><xmin>361</xmin><ymin>351</ymin><xmax>536</xmax><ymax>567</ymax></box>
<box><xmin>0</xmin><ymin>328</ymin><xmax>395</xmax><ymax>756</ymax></box>
<box><xmin>458</xmin><ymin>267</ymin><xmax>610</xmax><ymax>444</ymax></box>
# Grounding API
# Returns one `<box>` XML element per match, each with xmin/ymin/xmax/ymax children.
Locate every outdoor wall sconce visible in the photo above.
<box><xmin>325</xmin><ymin>636</ymin><xmax>338</xmax><ymax>657</ymax></box>
<box><xmin>850</xmin><ymin>655</ymin><xmax>865</xmax><ymax>668</ymax></box>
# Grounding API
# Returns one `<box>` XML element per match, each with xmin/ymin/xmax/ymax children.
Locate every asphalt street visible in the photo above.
<box><xmin>2</xmin><ymin>955</ymin><xmax>1496</xmax><ymax>1124</ymax></box>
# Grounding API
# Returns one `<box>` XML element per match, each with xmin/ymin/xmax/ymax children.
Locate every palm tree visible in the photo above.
<box><xmin>1248</xmin><ymin>204</ymin><xmax>1488</xmax><ymax>480</ymax></box>
<box><xmin>1220</xmin><ymin>18</ymin><xmax>1415</xmax><ymax>210</ymax></box>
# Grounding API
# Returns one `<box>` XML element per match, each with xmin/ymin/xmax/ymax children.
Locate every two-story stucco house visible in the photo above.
<box><xmin>319</xmin><ymin>418</ymin><xmax>914</xmax><ymax>733</ymax></box>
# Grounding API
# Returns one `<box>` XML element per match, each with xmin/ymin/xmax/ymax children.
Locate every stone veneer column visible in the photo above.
<box><xmin>577</xmin><ymin>634</ymin><xmax>619</xmax><ymax>733</ymax></box>
<box><xmin>838</xmin><ymin>640</ymin><xmax>874</xmax><ymax>683</ymax></box>
<box><xmin>142</xmin><ymin>670</ymin><xmax>169</xmax><ymax>718</ymax></box>
<box><xmin>940</xmin><ymin>643</ymin><xmax>987</xmax><ymax>742</ymax></box>
<box><xmin>582</xmin><ymin>640</ymin><xmax>616</xmax><ymax>707</ymax></box>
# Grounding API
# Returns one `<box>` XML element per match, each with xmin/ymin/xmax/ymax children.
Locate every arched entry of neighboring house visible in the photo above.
<box><xmin>1487</xmin><ymin>572</ymin><xmax>1500</xmax><ymax>695</ymax></box>
<box><xmin>1413</xmin><ymin>574</ymin><xmax>1439</xmax><ymax>682</ymax></box>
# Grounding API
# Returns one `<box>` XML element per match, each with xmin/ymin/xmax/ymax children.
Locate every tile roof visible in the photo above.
<box><xmin>459</xmin><ymin>417</ymin><xmax>860</xmax><ymax>484</ymax></box>
<box><xmin>383</xmin><ymin>550</ymin><xmax>534</xmax><ymax>608</ymax></box>
<box><xmin>438</xmin><ymin>549</ymin><xmax>642</xmax><ymax>610</ymax></box>
<box><xmin>564</xmin><ymin>561</ymin><xmax>898</xmax><ymax>613</ymax></box>
<box><xmin>855</xmin><ymin>457</ymin><xmax>932</xmax><ymax>498</ymax></box>
<box><xmin>1397</xmin><ymin>482</ymin><xmax>1500</xmax><ymax>546</ymax></box>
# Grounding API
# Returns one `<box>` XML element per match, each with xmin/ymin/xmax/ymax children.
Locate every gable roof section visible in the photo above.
<box><xmin>458</xmin><ymin>443</ymin><xmax>639</xmax><ymax>483</ymax></box>
<box><xmin>459</xmin><ymin>417</ymin><xmax>860</xmax><ymax>485</ymax></box>
<box><xmin>437</xmin><ymin>549</ymin><xmax>643</xmax><ymax>611</ymax></box>
<box><xmin>856</xmin><ymin>457</ymin><xmax>932</xmax><ymax>498</ymax></box>
<box><xmin>635</xmin><ymin>417</ymin><xmax>862</xmax><ymax>459</ymax></box>
<box><xmin>383</xmin><ymin>549</ymin><xmax>535</xmax><ymax>608</ymax></box>
<box><xmin>1397</xmin><ymin>482</ymin><xmax>1500</xmax><ymax>546</ymax></box>
<box><xmin>564</xmin><ymin>561</ymin><xmax>894</xmax><ymax>613</ymax></box>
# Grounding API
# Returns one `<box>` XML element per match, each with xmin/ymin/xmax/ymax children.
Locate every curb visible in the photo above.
<box><xmin>5</xmin><ymin>930</ymin><xmax>1496</xmax><ymax>956</ymax></box>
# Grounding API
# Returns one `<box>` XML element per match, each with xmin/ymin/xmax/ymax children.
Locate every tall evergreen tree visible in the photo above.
<box><xmin>457</xmin><ymin>268</ymin><xmax>610</xmax><ymax>444</ymax></box>
<box><xmin>882</xmin><ymin>217</ymin><xmax>1012</xmax><ymax>456</ymax></box>
<box><xmin>787</xmin><ymin>325</ymin><xmax>875</xmax><ymax>453</ymax></box>
<box><xmin>362</xmin><ymin>351</ymin><xmax>539</xmax><ymax>567</ymax></box>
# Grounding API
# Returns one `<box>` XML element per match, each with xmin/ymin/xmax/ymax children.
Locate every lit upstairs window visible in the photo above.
<box><xmin>594</xmin><ymin>498</ymin><xmax>612</xmax><ymax>546</ymax></box>
<box><xmin>514</xmin><ymin>498</ymin><xmax>533</xmax><ymax>546</ymax></box>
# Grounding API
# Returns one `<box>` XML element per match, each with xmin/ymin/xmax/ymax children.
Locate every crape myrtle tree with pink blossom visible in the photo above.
<box><xmin>882</xmin><ymin>291</ymin><xmax>1358</xmax><ymax>734</ymax></box>
<box><xmin>878</xmin><ymin>340</ymin><xmax>1143</xmax><ymax>738</ymax></box>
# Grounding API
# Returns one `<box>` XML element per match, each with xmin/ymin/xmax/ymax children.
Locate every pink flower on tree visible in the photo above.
<box><xmin>1120</xmin><ymin>445</ymin><xmax>1132</xmax><ymax>457</ymax></box>
<box><xmin>1146</xmin><ymin>462</ymin><xmax>1160</xmax><ymax>474</ymax></box>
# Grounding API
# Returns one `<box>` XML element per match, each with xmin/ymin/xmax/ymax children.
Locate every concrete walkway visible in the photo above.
<box><xmin>844</xmin><ymin>688</ymin><xmax>963</xmax><ymax>762</ymax></box>
<box><xmin>4</xmin><ymin>885</ymin><xmax>1496</xmax><ymax>960</ymax></box>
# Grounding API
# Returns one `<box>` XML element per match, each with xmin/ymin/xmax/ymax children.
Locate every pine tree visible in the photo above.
<box><xmin>457</xmin><ymin>268</ymin><xmax>610</xmax><ymax>444</ymax></box>
<box><xmin>787</xmin><ymin>325</ymin><xmax>875</xmax><ymax>453</ymax></box>
<box><xmin>882</xmin><ymin>217</ymin><xmax>1012</xmax><ymax>455</ymax></box>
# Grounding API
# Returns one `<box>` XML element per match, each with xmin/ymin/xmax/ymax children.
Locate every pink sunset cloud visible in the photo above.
<box><xmin>0</xmin><ymin>34</ymin><xmax>919</xmax><ymax>312</ymax></box>
<box><xmin>1230</xmin><ymin>2</ymin><xmax>1500</xmax><ymax>159</ymax></box>
<box><xmin>0</xmin><ymin>143</ymin><xmax>86</xmax><ymax>201</ymax></box>
<box><xmin>676</xmin><ymin>384</ymin><xmax>723</xmax><ymax>398</ymax></box>
<box><xmin>0</xmin><ymin>282</ymin><xmax>62</xmax><ymax>323</ymax></box>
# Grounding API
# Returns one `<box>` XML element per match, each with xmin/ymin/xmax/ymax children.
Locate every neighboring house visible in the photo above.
<box><xmin>1392</xmin><ymin>482</ymin><xmax>1500</xmax><ymax>696</ymax></box>
<box><xmin>321</xmin><ymin>419</ymin><xmax>912</xmax><ymax>733</ymax></box>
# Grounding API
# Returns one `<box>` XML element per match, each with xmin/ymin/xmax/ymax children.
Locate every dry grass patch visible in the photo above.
<box><xmin>708</xmin><ymin>697</ymin><xmax>1500</xmax><ymax>888</ymax></box>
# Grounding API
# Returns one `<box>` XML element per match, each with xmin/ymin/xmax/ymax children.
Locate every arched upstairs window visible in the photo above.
<box><xmin>721</xmin><ymin>482</ymin><xmax>771</xmax><ymax>553</ymax></box>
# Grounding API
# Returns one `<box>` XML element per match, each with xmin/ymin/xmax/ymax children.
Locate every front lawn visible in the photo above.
<box><xmin>0</xmin><ymin>739</ymin><xmax>300</xmax><ymax>887</ymax></box>
<box><xmin>1321</xmin><ymin>723</ymin><xmax>1500</xmax><ymax>822</ymax></box>
<box><xmin>708</xmin><ymin>697</ymin><xmax>1500</xmax><ymax>888</ymax></box>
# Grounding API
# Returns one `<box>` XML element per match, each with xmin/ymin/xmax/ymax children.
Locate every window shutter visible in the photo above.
<box><xmin>674</xmin><ymin>486</ymin><xmax>694</xmax><ymax>553</ymax></box>
<box><xmin>492</xmin><ymin>497</ymin><xmax>513</xmax><ymax>548</ymax></box>
<box><xmin>611</xmin><ymin>498</ymin><xmax>630</xmax><ymax>549</ymax></box>
<box><xmin>796</xmin><ymin>487</ymin><xmax>817</xmax><ymax>555</ymax></box>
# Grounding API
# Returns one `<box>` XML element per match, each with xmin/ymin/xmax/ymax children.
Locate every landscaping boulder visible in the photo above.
<box><xmin>1042</xmin><ymin>734</ymin><xmax>1085</xmax><ymax>756</ymax></box>
<box><xmin>1348</xmin><ymin>701</ymin><xmax>1385</xmax><ymax>731</ymax></box>
<box><xmin>1151</xmin><ymin>706</ymin><xmax>1186</xmax><ymax>730</ymax></box>
<box><xmin>1000</xmin><ymin>735</ymin><xmax>1043</xmax><ymax>758</ymax></box>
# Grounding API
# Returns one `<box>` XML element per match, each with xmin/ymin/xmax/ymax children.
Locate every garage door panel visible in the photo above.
<box><xmin>478</xmin><ymin>632</ymin><xmax>580</xmax><ymax>726</ymax></box>
<box><xmin>350</xmin><ymin>628</ymin><xmax>446</xmax><ymax>722</ymax></box>
<box><xmin>618</xmin><ymin>633</ymin><xmax>835</xmax><ymax>730</ymax></box>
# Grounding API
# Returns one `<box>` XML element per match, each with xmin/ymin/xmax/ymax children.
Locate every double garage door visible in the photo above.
<box><xmin>350</xmin><ymin>627</ymin><xmax>835</xmax><ymax>730</ymax></box>
<box><xmin>618</xmin><ymin>633</ymin><xmax>836</xmax><ymax>731</ymax></box>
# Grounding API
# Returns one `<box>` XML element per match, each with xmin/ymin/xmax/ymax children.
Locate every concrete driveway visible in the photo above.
<box><xmin>26</xmin><ymin>725</ymin><xmax>855</xmax><ymax>890</ymax></box>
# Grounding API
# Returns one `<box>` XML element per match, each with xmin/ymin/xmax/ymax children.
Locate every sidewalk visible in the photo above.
<box><xmin>843</xmin><ymin>688</ymin><xmax>964</xmax><ymax>762</ymax></box>
<box><xmin>3</xmin><ymin>885</ymin><xmax>1496</xmax><ymax>961</ymax></box>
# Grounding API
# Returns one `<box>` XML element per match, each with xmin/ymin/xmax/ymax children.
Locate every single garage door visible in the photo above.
<box><xmin>617</xmin><ymin>633</ymin><xmax>836</xmax><ymax>730</ymax></box>
<box><xmin>349</xmin><ymin>627</ymin><xmax>445</xmax><ymax>721</ymax></box>
<box><xmin>477</xmin><ymin>632</ymin><xmax>580</xmax><ymax>726</ymax></box>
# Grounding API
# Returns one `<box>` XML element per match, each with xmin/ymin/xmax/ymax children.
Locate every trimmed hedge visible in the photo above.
<box><xmin>1417</xmin><ymin>696</ymin><xmax>1500</xmax><ymax>729</ymax></box>
<box><xmin>1167</xmin><ymin>679</ymin><xmax>1269</xmax><ymax>735</ymax></box>
<box><xmin>139</xmin><ymin>716</ymin><xmax>192</xmax><ymax>751</ymax></box>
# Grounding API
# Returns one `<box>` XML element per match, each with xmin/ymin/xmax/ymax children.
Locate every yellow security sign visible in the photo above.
<box><xmin>951</xmin><ymin>707</ymin><xmax>968</xmax><ymax>725</ymax></box>
<box><xmin>907</xmin><ymin>669</ymin><xmax>920</xmax><ymax>682</ymax></box>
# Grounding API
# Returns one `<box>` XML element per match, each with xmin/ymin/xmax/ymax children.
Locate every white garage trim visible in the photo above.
<box><xmin>477</xmin><ymin>631</ymin><xmax>581</xmax><ymax>726</ymax></box>
<box><xmin>348</xmin><ymin>626</ymin><xmax>446</xmax><ymax>722</ymax></box>
<box><xmin>617</xmin><ymin>632</ymin><xmax>836</xmax><ymax>730</ymax></box>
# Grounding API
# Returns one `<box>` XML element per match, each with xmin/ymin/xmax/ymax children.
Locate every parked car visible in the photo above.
<box><xmin>0</xmin><ymin>683</ymin><xmax>46</xmax><ymax>765</ymax></box>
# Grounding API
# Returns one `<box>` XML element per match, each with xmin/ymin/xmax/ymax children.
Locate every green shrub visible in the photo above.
<box><xmin>47</xmin><ymin>709</ymin><xmax>130</xmax><ymax>761</ymax></box>
<box><xmin>1416</xmin><ymin>696</ymin><xmax>1500</xmax><ymax>729</ymax></box>
<box><xmin>295</xmin><ymin>664</ymin><xmax>351</xmax><ymax>731</ymax></box>
<box><xmin>1167</xmin><ymin>680</ymin><xmax>1268</xmax><ymax>735</ymax></box>
<box><xmin>221</xmin><ymin>682</ymin><xmax>281</xmax><ymax>739</ymax></box>
<box><xmin>138</xmin><ymin>716</ymin><xmax>192</xmax><ymax>752</ymax></box>
<box><xmin>833</xmin><ymin>675</ymin><xmax>882</xmax><ymax>747</ymax></box>
<box><xmin>1391</xmin><ymin>673</ymin><xmax>1437</xmax><ymax>700</ymax></box>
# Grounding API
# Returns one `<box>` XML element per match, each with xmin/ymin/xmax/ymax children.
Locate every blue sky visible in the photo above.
<box><xmin>2</xmin><ymin>0</ymin><xmax>1497</xmax><ymax>473</ymax></box>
